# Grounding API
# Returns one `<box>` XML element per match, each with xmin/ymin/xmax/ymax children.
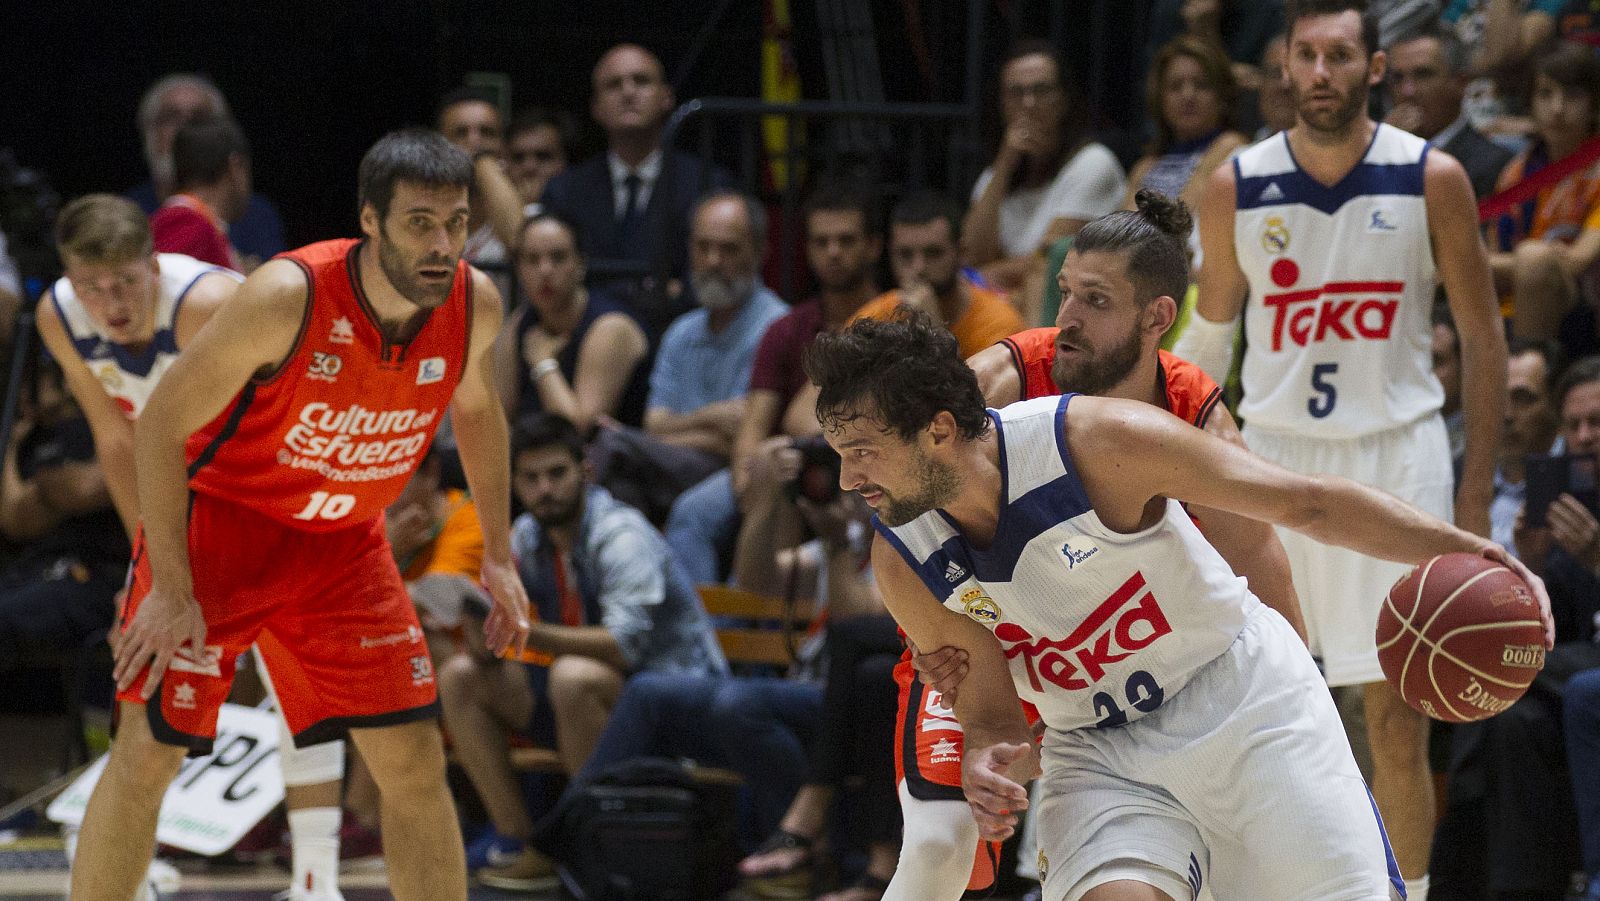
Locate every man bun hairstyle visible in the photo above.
<box><xmin>1071</xmin><ymin>189</ymin><xmax>1192</xmax><ymax>306</ymax></box>
<box><xmin>805</xmin><ymin>310</ymin><xmax>990</xmax><ymax>443</ymax></box>
<box><xmin>357</xmin><ymin>128</ymin><xmax>474</xmax><ymax>220</ymax></box>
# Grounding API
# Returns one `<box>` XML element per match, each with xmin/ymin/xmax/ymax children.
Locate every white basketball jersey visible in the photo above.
<box><xmin>48</xmin><ymin>253</ymin><xmax>238</xmax><ymax>418</ymax></box>
<box><xmin>876</xmin><ymin>395</ymin><xmax>1260</xmax><ymax>732</ymax></box>
<box><xmin>1233</xmin><ymin>125</ymin><xmax>1443</xmax><ymax>438</ymax></box>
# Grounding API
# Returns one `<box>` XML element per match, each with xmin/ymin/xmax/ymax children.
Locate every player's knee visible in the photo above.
<box><xmin>356</xmin><ymin>721</ymin><xmax>449</xmax><ymax>796</ymax></box>
<box><xmin>436</xmin><ymin>651</ymin><xmax>483</xmax><ymax>706</ymax></box>
<box><xmin>1365</xmin><ymin>689</ymin><xmax>1428</xmax><ymax>764</ymax></box>
<box><xmin>897</xmin><ymin>829</ymin><xmax>968</xmax><ymax>872</ymax></box>
<box><xmin>548</xmin><ymin>655</ymin><xmax>622</xmax><ymax>711</ymax></box>
<box><xmin>105</xmin><ymin>727</ymin><xmax>187</xmax><ymax>792</ymax></box>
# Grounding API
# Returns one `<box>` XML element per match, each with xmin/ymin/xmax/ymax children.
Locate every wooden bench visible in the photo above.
<box><xmin>501</xmin><ymin>586</ymin><xmax>817</xmax><ymax>778</ymax></box>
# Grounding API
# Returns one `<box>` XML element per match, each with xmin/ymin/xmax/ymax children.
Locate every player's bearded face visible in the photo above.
<box><xmin>873</xmin><ymin>442</ymin><xmax>960</xmax><ymax>527</ymax></box>
<box><xmin>1052</xmin><ymin>320</ymin><xmax>1142</xmax><ymax>397</ymax></box>
<box><xmin>1287</xmin><ymin>16</ymin><xmax>1374</xmax><ymax>135</ymax></box>
<box><xmin>377</xmin><ymin>222</ymin><xmax>459</xmax><ymax>309</ymax></box>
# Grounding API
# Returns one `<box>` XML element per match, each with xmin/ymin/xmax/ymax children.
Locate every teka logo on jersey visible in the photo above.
<box><xmin>1261</xmin><ymin>258</ymin><xmax>1400</xmax><ymax>351</ymax></box>
<box><xmin>992</xmin><ymin>571</ymin><xmax>1172</xmax><ymax>692</ymax></box>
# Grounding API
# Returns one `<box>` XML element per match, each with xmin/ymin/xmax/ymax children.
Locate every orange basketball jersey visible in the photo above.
<box><xmin>186</xmin><ymin>239</ymin><xmax>471</xmax><ymax>531</ymax></box>
<box><xmin>1000</xmin><ymin>327</ymin><xmax>1223</xmax><ymax>426</ymax></box>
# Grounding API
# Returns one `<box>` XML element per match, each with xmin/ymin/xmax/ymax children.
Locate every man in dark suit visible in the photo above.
<box><xmin>1385</xmin><ymin>25</ymin><xmax>1514</xmax><ymax>200</ymax></box>
<box><xmin>541</xmin><ymin>44</ymin><xmax>729</xmax><ymax>333</ymax></box>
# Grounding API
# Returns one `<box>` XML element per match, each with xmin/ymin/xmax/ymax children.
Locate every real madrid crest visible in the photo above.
<box><xmin>1261</xmin><ymin>216</ymin><xmax>1290</xmax><ymax>255</ymax></box>
<box><xmin>95</xmin><ymin>366</ymin><xmax>124</xmax><ymax>391</ymax></box>
<box><xmin>1037</xmin><ymin>848</ymin><xmax>1049</xmax><ymax>883</ymax></box>
<box><xmin>962</xmin><ymin>587</ymin><xmax>999</xmax><ymax>624</ymax></box>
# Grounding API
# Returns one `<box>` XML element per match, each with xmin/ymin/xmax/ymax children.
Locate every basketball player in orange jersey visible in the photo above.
<box><xmin>880</xmin><ymin>194</ymin><xmax>1306</xmax><ymax>899</ymax></box>
<box><xmin>69</xmin><ymin>130</ymin><xmax>531</xmax><ymax>901</ymax></box>
<box><xmin>1174</xmin><ymin>4</ymin><xmax>1507</xmax><ymax>896</ymax></box>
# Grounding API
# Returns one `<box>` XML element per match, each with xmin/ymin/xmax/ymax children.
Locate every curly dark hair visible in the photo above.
<box><xmin>804</xmin><ymin>311</ymin><xmax>991</xmax><ymax>443</ymax></box>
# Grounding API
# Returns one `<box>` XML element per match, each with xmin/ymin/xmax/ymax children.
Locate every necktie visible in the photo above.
<box><xmin>553</xmin><ymin>548</ymin><xmax>584</xmax><ymax>627</ymax></box>
<box><xmin>618</xmin><ymin>172</ymin><xmax>643</xmax><ymax>248</ymax></box>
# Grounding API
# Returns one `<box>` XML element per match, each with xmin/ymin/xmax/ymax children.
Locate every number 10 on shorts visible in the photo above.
<box><xmin>293</xmin><ymin>491</ymin><xmax>356</xmax><ymax>521</ymax></box>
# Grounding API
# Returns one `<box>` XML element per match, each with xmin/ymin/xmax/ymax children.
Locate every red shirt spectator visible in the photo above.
<box><xmin>150</xmin><ymin>194</ymin><xmax>238</xmax><ymax>269</ymax></box>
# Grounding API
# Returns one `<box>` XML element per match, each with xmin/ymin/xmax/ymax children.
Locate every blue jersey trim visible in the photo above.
<box><xmin>1237</xmin><ymin>128</ymin><xmax>1424</xmax><ymax>215</ymax></box>
<box><xmin>871</xmin><ymin>518</ymin><xmax>954</xmax><ymax>602</ymax></box>
<box><xmin>1367</xmin><ymin>785</ymin><xmax>1406</xmax><ymax>898</ymax></box>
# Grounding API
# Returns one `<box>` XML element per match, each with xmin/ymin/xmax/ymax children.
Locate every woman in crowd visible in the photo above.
<box><xmin>1123</xmin><ymin>35</ymin><xmax>1247</xmax><ymax>223</ymax></box>
<box><xmin>495</xmin><ymin>213</ymin><xmax>651</xmax><ymax>433</ymax></box>
<box><xmin>961</xmin><ymin>40</ymin><xmax>1126</xmax><ymax>319</ymax></box>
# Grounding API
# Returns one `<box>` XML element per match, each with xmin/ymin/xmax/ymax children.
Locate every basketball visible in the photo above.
<box><xmin>1376</xmin><ymin>553</ymin><xmax>1546</xmax><ymax>723</ymax></box>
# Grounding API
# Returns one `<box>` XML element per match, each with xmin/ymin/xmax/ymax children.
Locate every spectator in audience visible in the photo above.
<box><xmin>0</xmin><ymin>357</ymin><xmax>126</xmax><ymax>663</ymax></box>
<box><xmin>505</xmin><ymin>107</ymin><xmax>576</xmax><ymax>212</ymax></box>
<box><xmin>0</xmin><ymin>231</ymin><xmax>24</xmax><ymax>351</ymax></box>
<box><xmin>1566</xmin><ymin>665</ymin><xmax>1600</xmax><ymax>901</ymax></box>
<box><xmin>126</xmin><ymin>73</ymin><xmax>285</xmax><ymax>267</ymax></box>
<box><xmin>149</xmin><ymin>117</ymin><xmax>252</xmax><ymax>270</ymax></box>
<box><xmin>734</xmin><ymin>516</ymin><xmax>902</xmax><ymax>901</ymax></box>
<box><xmin>494</xmin><ymin>213</ymin><xmax>650</xmax><ymax>431</ymax></box>
<box><xmin>962</xmin><ymin>41</ymin><xmax>1125</xmax><ymax>307</ymax></box>
<box><xmin>1386</xmin><ymin>25</ymin><xmax>1515</xmax><ymax>199</ymax></box>
<box><xmin>536</xmin><ymin>460</ymin><xmax>868</xmax><ymax>870</ymax></box>
<box><xmin>734</xmin><ymin>183</ymin><xmax>882</xmax><ymax>465</ymax></box>
<box><xmin>1143</xmin><ymin>0</ymin><xmax>1286</xmax><ymax>92</ymax></box>
<box><xmin>1442</xmin><ymin>0</ymin><xmax>1567</xmax><ymax>141</ymax></box>
<box><xmin>541</xmin><ymin>43</ymin><xmax>731</xmax><ymax>330</ymax></box>
<box><xmin>1256</xmin><ymin>32</ymin><xmax>1298</xmax><ymax>138</ymax></box>
<box><xmin>663</xmin><ymin>182</ymin><xmax>884</xmax><ymax>592</ymax></box>
<box><xmin>386</xmin><ymin>448</ymin><xmax>487</xmax><ymax>663</ymax></box>
<box><xmin>1494</xmin><ymin>337</ymin><xmax>1566</xmax><ymax>554</ymax></box>
<box><xmin>857</xmin><ymin>192</ymin><xmax>1023</xmax><ymax>357</ymax></box>
<box><xmin>436</xmin><ymin>88</ymin><xmax>524</xmax><ymax>283</ymax></box>
<box><xmin>438</xmin><ymin>414</ymin><xmax>727</xmax><ymax>889</ymax></box>
<box><xmin>1432</xmin><ymin>355</ymin><xmax>1600</xmax><ymax>901</ymax></box>
<box><xmin>1124</xmin><ymin>36</ymin><xmax>1248</xmax><ymax>230</ymax></box>
<box><xmin>1433</xmin><ymin>305</ymin><xmax>1467</xmax><ymax>471</ymax></box>
<box><xmin>1488</xmin><ymin>42</ymin><xmax>1600</xmax><ymax>344</ymax></box>
<box><xmin>652</xmin><ymin>191</ymin><xmax>788</xmax><ymax>583</ymax></box>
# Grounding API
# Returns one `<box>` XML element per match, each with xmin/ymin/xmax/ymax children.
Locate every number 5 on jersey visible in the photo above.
<box><xmin>293</xmin><ymin>491</ymin><xmax>356</xmax><ymax>521</ymax></box>
<box><xmin>1308</xmin><ymin>362</ymin><xmax>1338</xmax><ymax>419</ymax></box>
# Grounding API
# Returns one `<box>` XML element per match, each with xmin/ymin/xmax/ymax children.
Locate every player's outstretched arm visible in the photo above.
<box><xmin>451</xmin><ymin>268</ymin><xmax>531</xmax><ymax>659</ymax></box>
<box><xmin>1426</xmin><ymin>150</ymin><xmax>1507</xmax><ymax>538</ymax></box>
<box><xmin>1183</xmin><ymin>404</ymin><xmax>1309</xmax><ymax>644</ymax></box>
<box><xmin>1064</xmin><ymin>396</ymin><xmax>1555</xmax><ymax>646</ymax></box>
<box><xmin>118</xmin><ymin>259</ymin><xmax>308</xmax><ymax>698</ymax></box>
<box><xmin>870</xmin><ymin>535</ymin><xmax>1038</xmax><ymax>841</ymax></box>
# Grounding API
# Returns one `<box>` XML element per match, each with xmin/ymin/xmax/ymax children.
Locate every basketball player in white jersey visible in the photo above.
<box><xmin>1172</xmin><ymin>3</ymin><xmax>1508</xmax><ymax>896</ymax></box>
<box><xmin>806</xmin><ymin>312</ymin><xmax>1548</xmax><ymax>900</ymax></box>
<box><xmin>36</xmin><ymin>194</ymin><xmax>348</xmax><ymax>901</ymax></box>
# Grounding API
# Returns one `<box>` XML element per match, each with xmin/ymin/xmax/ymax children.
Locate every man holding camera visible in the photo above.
<box><xmin>437</xmin><ymin>413</ymin><xmax>727</xmax><ymax>890</ymax></box>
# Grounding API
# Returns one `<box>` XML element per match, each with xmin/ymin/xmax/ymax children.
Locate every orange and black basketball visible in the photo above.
<box><xmin>1375</xmin><ymin>552</ymin><xmax>1545</xmax><ymax>723</ymax></box>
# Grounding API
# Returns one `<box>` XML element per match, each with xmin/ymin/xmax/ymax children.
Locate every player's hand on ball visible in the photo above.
<box><xmin>480</xmin><ymin>557</ymin><xmax>531</xmax><ymax>658</ymax></box>
<box><xmin>113</xmin><ymin>584</ymin><xmax>207</xmax><ymax>700</ymax></box>
<box><xmin>908</xmin><ymin>641</ymin><xmax>969</xmax><ymax>705</ymax></box>
<box><xmin>1479</xmin><ymin>544</ymin><xmax>1555</xmax><ymax>648</ymax></box>
<box><xmin>962</xmin><ymin>741</ymin><xmax>1040</xmax><ymax>841</ymax></box>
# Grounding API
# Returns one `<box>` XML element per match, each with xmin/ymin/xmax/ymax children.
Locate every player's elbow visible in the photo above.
<box><xmin>1279</xmin><ymin>474</ymin><xmax>1338</xmax><ymax>538</ymax></box>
